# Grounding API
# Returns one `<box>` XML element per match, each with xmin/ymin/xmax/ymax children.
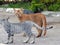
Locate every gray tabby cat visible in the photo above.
<box><xmin>0</xmin><ymin>17</ymin><xmax>53</xmax><ymax>44</ymax></box>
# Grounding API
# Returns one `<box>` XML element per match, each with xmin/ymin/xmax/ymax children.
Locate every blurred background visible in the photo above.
<box><xmin>0</xmin><ymin>0</ymin><xmax>60</xmax><ymax>13</ymax></box>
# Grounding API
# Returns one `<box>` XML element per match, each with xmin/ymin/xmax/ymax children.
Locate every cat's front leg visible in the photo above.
<box><xmin>29</xmin><ymin>35</ymin><xmax>35</xmax><ymax>44</ymax></box>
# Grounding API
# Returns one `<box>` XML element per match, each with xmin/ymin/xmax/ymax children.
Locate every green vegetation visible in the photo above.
<box><xmin>9</xmin><ymin>2</ymin><xmax>31</xmax><ymax>8</ymax></box>
<box><xmin>48</xmin><ymin>3</ymin><xmax>60</xmax><ymax>11</ymax></box>
<box><xmin>0</xmin><ymin>0</ymin><xmax>60</xmax><ymax>12</ymax></box>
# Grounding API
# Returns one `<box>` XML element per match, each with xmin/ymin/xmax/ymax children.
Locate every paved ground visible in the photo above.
<box><xmin>0</xmin><ymin>11</ymin><xmax>60</xmax><ymax>45</ymax></box>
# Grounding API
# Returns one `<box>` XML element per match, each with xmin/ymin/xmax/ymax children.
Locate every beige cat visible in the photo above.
<box><xmin>14</xmin><ymin>9</ymin><xmax>47</xmax><ymax>37</ymax></box>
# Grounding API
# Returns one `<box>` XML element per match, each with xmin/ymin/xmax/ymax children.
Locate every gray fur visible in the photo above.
<box><xmin>0</xmin><ymin>17</ymin><xmax>53</xmax><ymax>44</ymax></box>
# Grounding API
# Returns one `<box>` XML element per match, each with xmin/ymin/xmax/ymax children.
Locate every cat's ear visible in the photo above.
<box><xmin>14</xmin><ymin>8</ymin><xmax>19</xmax><ymax>13</ymax></box>
<box><xmin>14</xmin><ymin>8</ymin><xmax>17</xmax><ymax>14</ymax></box>
<box><xmin>14</xmin><ymin>8</ymin><xmax>15</xmax><ymax>11</ymax></box>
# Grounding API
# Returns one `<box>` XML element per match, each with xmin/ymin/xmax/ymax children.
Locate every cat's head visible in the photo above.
<box><xmin>14</xmin><ymin>8</ymin><xmax>23</xmax><ymax>16</ymax></box>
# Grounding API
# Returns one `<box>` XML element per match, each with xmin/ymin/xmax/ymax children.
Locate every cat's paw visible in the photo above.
<box><xmin>29</xmin><ymin>40</ymin><xmax>35</xmax><ymax>44</ymax></box>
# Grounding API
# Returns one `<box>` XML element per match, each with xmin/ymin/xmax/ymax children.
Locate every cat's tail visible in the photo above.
<box><xmin>46</xmin><ymin>25</ymin><xmax>53</xmax><ymax>30</ymax></box>
<box><xmin>33</xmin><ymin>22</ymin><xmax>53</xmax><ymax>30</ymax></box>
